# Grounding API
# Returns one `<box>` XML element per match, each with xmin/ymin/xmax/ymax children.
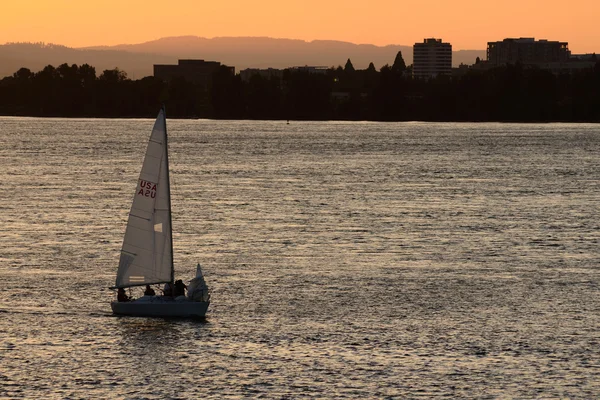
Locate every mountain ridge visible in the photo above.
<box><xmin>0</xmin><ymin>36</ymin><xmax>485</xmax><ymax>79</ymax></box>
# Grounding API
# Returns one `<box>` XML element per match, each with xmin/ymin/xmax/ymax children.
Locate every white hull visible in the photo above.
<box><xmin>111</xmin><ymin>296</ymin><xmax>209</xmax><ymax>318</ymax></box>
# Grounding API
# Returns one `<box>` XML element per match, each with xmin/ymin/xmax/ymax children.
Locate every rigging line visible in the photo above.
<box><xmin>165</xmin><ymin>124</ymin><xmax>182</xmax><ymax>234</ymax></box>
<box><xmin>168</xmin><ymin>141</ymin><xmax>180</xmax><ymax>200</ymax></box>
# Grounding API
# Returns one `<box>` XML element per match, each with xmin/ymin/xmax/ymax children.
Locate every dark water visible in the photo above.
<box><xmin>1</xmin><ymin>118</ymin><xmax>600</xmax><ymax>398</ymax></box>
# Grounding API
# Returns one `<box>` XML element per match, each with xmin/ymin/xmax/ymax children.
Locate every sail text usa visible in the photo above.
<box><xmin>138</xmin><ymin>180</ymin><xmax>157</xmax><ymax>198</ymax></box>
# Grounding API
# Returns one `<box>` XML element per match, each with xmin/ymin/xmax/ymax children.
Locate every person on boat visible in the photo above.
<box><xmin>163</xmin><ymin>282</ymin><xmax>173</xmax><ymax>297</ymax></box>
<box><xmin>117</xmin><ymin>288</ymin><xmax>130</xmax><ymax>302</ymax></box>
<box><xmin>174</xmin><ymin>279</ymin><xmax>187</xmax><ymax>297</ymax></box>
<box><xmin>144</xmin><ymin>285</ymin><xmax>155</xmax><ymax>296</ymax></box>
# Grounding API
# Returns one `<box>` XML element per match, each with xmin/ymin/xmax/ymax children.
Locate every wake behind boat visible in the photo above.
<box><xmin>110</xmin><ymin>108</ymin><xmax>210</xmax><ymax>318</ymax></box>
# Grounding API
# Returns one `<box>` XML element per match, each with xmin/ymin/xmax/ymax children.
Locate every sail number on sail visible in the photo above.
<box><xmin>138</xmin><ymin>180</ymin><xmax>157</xmax><ymax>198</ymax></box>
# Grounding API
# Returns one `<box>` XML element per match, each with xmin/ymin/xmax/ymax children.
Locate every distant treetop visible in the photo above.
<box><xmin>392</xmin><ymin>51</ymin><xmax>406</xmax><ymax>73</ymax></box>
<box><xmin>344</xmin><ymin>58</ymin><xmax>355</xmax><ymax>73</ymax></box>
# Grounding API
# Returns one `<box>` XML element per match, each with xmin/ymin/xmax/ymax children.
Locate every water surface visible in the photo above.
<box><xmin>1</xmin><ymin>118</ymin><xmax>599</xmax><ymax>398</ymax></box>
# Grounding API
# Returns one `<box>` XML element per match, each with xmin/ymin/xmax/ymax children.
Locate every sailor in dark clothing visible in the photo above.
<box><xmin>144</xmin><ymin>285</ymin><xmax>156</xmax><ymax>296</ymax></box>
<box><xmin>173</xmin><ymin>279</ymin><xmax>187</xmax><ymax>297</ymax></box>
<box><xmin>163</xmin><ymin>282</ymin><xmax>173</xmax><ymax>296</ymax></box>
<box><xmin>117</xmin><ymin>288</ymin><xmax>130</xmax><ymax>302</ymax></box>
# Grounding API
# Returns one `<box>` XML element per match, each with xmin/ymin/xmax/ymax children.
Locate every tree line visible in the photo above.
<box><xmin>1</xmin><ymin>55</ymin><xmax>599</xmax><ymax>121</ymax></box>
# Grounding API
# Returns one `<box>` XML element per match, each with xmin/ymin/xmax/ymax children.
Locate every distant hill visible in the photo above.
<box><xmin>0</xmin><ymin>42</ymin><xmax>175</xmax><ymax>79</ymax></box>
<box><xmin>86</xmin><ymin>36</ymin><xmax>486</xmax><ymax>71</ymax></box>
<box><xmin>0</xmin><ymin>37</ymin><xmax>485</xmax><ymax>79</ymax></box>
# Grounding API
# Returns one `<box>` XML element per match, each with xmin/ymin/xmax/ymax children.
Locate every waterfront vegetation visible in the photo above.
<box><xmin>1</xmin><ymin>59</ymin><xmax>599</xmax><ymax>121</ymax></box>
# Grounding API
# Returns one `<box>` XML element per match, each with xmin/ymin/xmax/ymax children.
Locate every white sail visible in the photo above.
<box><xmin>187</xmin><ymin>263</ymin><xmax>210</xmax><ymax>302</ymax></box>
<box><xmin>114</xmin><ymin>110</ymin><xmax>173</xmax><ymax>288</ymax></box>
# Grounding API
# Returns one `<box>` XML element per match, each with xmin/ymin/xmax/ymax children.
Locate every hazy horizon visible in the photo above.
<box><xmin>2</xmin><ymin>35</ymin><xmax>486</xmax><ymax>51</ymax></box>
<box><xmin>0</xmin><ymin>37</ymin><xmax>487</xmax><ymax>80</ymax></box>
<box><xmin>2</xmin><ymin>0</ymin><xmax>599</xmax><ymax>53</ymax></box>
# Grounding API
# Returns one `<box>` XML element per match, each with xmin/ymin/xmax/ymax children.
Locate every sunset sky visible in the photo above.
<box><xmin>1</xmin><ymin>0</ymin><xmax>598</xmax><ymax>53</ymax></box>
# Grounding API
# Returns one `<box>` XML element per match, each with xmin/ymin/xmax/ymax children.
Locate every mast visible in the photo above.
<box><xmin>163</xmin><ymin>105</ymin><xmax>175</xmax><ymax>288</ymax></box>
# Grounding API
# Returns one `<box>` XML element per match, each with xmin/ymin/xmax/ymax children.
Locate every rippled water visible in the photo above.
<box><xmin>1</xmin><ymin>118</ymin><xmax>600</xmax><ymax>398</ymax></box>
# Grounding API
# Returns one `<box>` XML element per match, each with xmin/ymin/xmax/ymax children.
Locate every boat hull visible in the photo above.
<box><xmin>111</xmin><ymin>296</ymin><xmax>209</xmax><ymax>318</ymax></box>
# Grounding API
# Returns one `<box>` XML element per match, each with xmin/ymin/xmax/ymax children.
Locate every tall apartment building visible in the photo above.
<box><xmin>487</xmin><ymin>38</ymin><xmax>570</xmax><ymax>65</ymax></box>
<box><xmin>413</xmin><ymin>38</ymin><xmax>452</xmax><ymax>79</ymax></box>
<box><xmin>153</xmin><ymin>59</ymin><xmax>235</xmax><ymax>87</ymax></box>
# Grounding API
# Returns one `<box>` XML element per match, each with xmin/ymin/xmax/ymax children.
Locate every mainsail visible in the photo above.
<box><xmin>114</xmin><ymin>109</ymin><xmax>173</xmax><ymax>288</ymax></box>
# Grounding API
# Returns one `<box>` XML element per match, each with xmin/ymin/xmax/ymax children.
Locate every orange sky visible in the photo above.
<box><xmin>1</xmin><ymin>0</ymin><xmax>598</xmax><ymax>53</ymax></box>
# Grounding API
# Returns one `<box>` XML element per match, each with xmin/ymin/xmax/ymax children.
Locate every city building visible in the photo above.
<box><xmin>239</xmin><ymin>68</ymin><xmax>283</xmax><ymax>82</ymax></box>
<box><xmin>288</xmin><ymin>66</ymin><xmax>329</xmax><ymax>74</ymax></box>
<box><xmin>487</xmin><ymin>38</ymin><xmax>570</xmax><ymax>65</ymax></box>
<box><xmin>413</xmin><ymin>38</ymin><xmax>452</xmax><ymax>79</ymax></box>
<box><xmin>240</xmin><ymin>66</ymin><xmax>331</xmax><ymax>83</ymax></box>
<box><xmin>153</xmin><ymin>59</ymin><xmax>235</xmax><ymax>87</ymax></box>
<box><xmin>532</xmin><ymin>60</ymin><xmax>597</xmax><ymax>75</ymax></box>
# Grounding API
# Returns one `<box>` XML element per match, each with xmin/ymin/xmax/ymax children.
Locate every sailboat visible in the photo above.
<box><xmin>110</xmin><ymin>108</ymin><xmax>210</xmax><ymax>318</ymax></box>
